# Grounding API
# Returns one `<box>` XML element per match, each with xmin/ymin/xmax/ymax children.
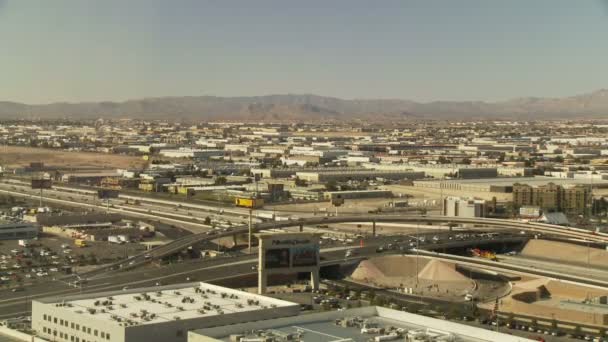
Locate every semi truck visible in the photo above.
<box><xmin>108</xmin><ymin>235</ymin><xmax>123</xmax><ymax>244</ymax></box>
<box><xmin>234</xmin><ymin>197</ymin><xmax>264</xmax><ymax>209</ymax></box>
<box><xmin>74</xmin><ymin>239</ymin><xmax>87</xmax><ymax>248</ymax></box>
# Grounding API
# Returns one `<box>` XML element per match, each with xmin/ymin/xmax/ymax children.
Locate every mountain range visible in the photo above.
<box><xmin>1</xmin><ymin>89</ymin><xmax>607</xmax><ymax>122</ymax></box>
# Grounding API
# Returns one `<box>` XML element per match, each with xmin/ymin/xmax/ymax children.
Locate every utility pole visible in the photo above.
<box><xmin>415</xmin><ymin>221</ymin><xmax>419</xmax><ymax>286</ymax></box>
<box><xmin>248</xmin><ymin>209</ymin><xmax>253</xmax><ymax>254</ymax></box>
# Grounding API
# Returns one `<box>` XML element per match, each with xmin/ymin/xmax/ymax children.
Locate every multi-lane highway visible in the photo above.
<box><xmin>3</xmin><ymin>179</ymin><xmax>608</xmax><ymax>282</ymax></box>
<box><xmin>3</xmin><ymin>178</ymin><xmax>608</xmax><ymax>323</ymax></box>
<box><xmin>0</xmin><ymin>244</ymin><xmax>368</xmax><ymax>319</ymax></box>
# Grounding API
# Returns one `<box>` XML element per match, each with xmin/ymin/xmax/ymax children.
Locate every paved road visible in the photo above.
<box><xmin>0</xmin><ymin>181</ymin><xmax>258</xmax><ymax>233</ymax></box>
<box><xmin>498</xmin><ymin>254</ymin><xmax>608</xmax><ymax>282</ymax></box>
<box><xmin>0</xmin><ymin>245</ymin><xmax>365</xmax><ymax>319</ymax></box>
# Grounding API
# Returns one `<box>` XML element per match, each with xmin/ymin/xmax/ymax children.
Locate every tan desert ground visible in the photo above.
<box><xmin>0</xmin><ymin>146</ymin><xmax>145</xmax><ymax>169</ymax></box>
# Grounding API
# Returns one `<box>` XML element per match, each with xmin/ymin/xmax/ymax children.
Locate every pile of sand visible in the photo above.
<box><xmin>349</xmin><ymin>255</ymin><xmax>474</xmax><ymax>295</ymax></box>
<box><xmin>417</xmin><ymin>259</ymin><xmax>471</xmax><ymax>283</ymax></box>
<box><xmin>521</xmin><ymin>239</ymin><xmax>608</xmax><ymax>268</ymax></box>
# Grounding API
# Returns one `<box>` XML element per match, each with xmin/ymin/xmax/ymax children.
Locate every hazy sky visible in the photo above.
<box><xmin>1</xmin><ymin>0</ymin><xmax>607</xmax><ymax>104</ymax></box>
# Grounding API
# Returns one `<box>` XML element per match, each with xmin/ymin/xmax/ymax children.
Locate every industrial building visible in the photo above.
<box><xmin>188</xmin><ymin>306</ymin><xmax>534</xmax><ymax>342</ymax></box>
<box><xmin>159</xmin><ymin>148</ymin><xmax>225</xmax><ymax>160</ymax></box>
<box><xmin>61</xmin><ymin>172</ymin><xmax>122</xmax><ymax>185</ymax></box>
<box><xmin>363</xmin><ymin>163</ymin><xmax>498</xmax><ymax>179</ymax></box>
<box><xmin>413</xmin><ymin>176</ymin><xmax>608</xmax><ymax>194</ymax></box>
<box><xmin>295</xmin><ymin>170</ymin><xmax>424</xmax><ymax>183</ymax></box>
<box><xmin>32</xmin><ymin>282</ymin><xmax>300</xmax><ymax>342</ymax></box>
<box><xmin>0</xmin><ymin>221</ymin><xmax>38</xmax><ymax>240</ymax></box>
<box><xmin>323</xmin><ymin>190</ymin><xmax>392</xmax><ymax>200</ymax></box>
<box><xmin>251</xmin><ymin>167</ymin><xmax>367</xmax><ymax>179</ymax></box>
<box><xmin>442</xmin><ymin>196</ymin><xmax>486</xmax><ymax>218</ymax></box>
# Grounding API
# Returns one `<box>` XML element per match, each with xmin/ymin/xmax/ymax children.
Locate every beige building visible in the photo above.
<box><xmin>512</xmin><ymin>182</ymin><xmax>590</xmax><ymax>216</ymax></box>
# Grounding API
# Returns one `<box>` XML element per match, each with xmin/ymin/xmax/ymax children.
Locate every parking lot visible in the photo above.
<box><xmin>0</xmin><ymin>234</ymin><xmax>149</xmax><ymax>289</ymax></box>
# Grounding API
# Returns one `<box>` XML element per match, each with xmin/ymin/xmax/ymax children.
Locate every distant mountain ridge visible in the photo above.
<box><xmin>1</xmin><ymin>89</ymin><xmax>608</xmax><ymax>121</ymax></box>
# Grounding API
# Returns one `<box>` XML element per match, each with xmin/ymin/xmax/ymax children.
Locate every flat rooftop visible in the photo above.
<box><xmin>36</xmin><ymin>282</ymin><xmax>297</xmax><ymax>326</ymax></box>
<box><xmin>190</xmin><ymin>306</ymin><xmax>535</xmax><ymax>342</ymax></box>
<box><xmin>418</xmin><ymin>176</ymin><xmax>608</xmax><ymax>186</ymax></box>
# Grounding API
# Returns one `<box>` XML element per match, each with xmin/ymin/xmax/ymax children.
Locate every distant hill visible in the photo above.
<box><xmin>1</xmin><ymin>89</ymin><xmax>608</xmax><ymax>121</ymax></box>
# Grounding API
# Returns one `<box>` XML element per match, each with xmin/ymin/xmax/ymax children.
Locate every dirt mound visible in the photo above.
<box><xmin>371</xmin><ymin>254</ymin><xmax>429</xmax><ymax>275</ymax></box>
<box><xmin>417</xmin><ymin>259</ymin><xmax>470</xmax><ymax>283</ymax></box>
<box><xmin>350</xmin><ymin>260</ymin><xmax>386</xmax><ymax>281</ymax></box>
<box><xmin>349</xmin><ymin>255</ymin><xmax>474</xmax><ymax>297</ymax></box>
<box><xmin>521</xmin><ymin>239</ymin><xmax>608</xmax><ymax>268</ymax></box>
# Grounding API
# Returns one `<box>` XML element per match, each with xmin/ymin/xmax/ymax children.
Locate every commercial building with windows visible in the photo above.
<box><xmin>0</xmin><ymin>221</ymin><xmax>38</xmax><ymax>240</ymax></box>
<box><xmin>512</xmin><ymin>182</ymin><xmax>591</xmax><ymax>216</ymax></box>
<box><xmin>32</xmin><ymin>282</ymin><xmax>299</xmax><ymax>342</ymax></box>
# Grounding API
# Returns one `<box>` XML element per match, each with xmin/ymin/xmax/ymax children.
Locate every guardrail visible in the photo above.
<box><xmin>411</xmin><ymin>249</ymin><xmax>608</xmax><ymax>288</ymax></box>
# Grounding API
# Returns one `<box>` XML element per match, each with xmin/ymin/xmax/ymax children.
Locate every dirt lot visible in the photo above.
<box><xmin>0</xmin><ymin>146</ymin><xmax>145</xmax><ymax>169</ymax></box>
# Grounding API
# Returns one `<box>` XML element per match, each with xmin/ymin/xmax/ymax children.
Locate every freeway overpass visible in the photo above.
<box><xmin>2</xmin><ymin>178</ymin><xmax>607</xmax><ymax>280</ymax></box>
<box><xmin>80</xmin><ymin>214</ymin><xmax>608</xmax><ymax>280</ymax></box>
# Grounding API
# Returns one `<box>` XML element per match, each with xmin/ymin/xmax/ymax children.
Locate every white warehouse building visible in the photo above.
<box><xmin>32</xmin><ymin>282</ymin><xmax>300</xmax><ymax>342</ymax></box>
<box><xmin>159</xmin><ymin>148</ymin><xmax>225</xmax><ymax>159</ymax></box>
<box><xmin>443</xmin><ymin>196</ymin><xmax>486</xmax><ymax>218</ymax></box>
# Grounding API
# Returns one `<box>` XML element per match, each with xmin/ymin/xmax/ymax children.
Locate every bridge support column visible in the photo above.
<box><xmin>310</xmin><ymin>269</ymin><xmax>320</xmax><ymax>291</ymax></box>
<box><xmin>258</xmin><ymin>236</ymin><xmax>266</xmax><ymax>294</ymax></box>
<box><xmin>299</xmin><ymin>223</ymin><xmax>303</xmax><ymax>232</ymax></box>
<box><xmin>248</xmin><ymin>209</ymin><xmax>253</xmax><ymax>254</ymax></box>
<box><xmin>372</xmin><ymin>220</ymin><xmax>376</xmax><ymax>237</ymax></box>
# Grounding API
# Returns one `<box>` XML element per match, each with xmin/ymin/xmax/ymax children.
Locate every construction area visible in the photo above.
<box><xmin>348</xmin><ymin>255</ymin><xmax>481</xmax><ymax>302</ymax></box>
<box><xmin>519</xmin><ymin>239</ymin><xmax>608</xmax><ymax>269</ymax></box>
<box><xmin>485</xmin><ymin>277</ymin><xmax>608</xmax><ymax>327</ymax></box>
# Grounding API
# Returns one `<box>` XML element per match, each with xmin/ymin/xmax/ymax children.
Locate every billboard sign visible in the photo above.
<box><xmin>264</xmin><ymin>248</ymin><xmax>290</xmax><ymax>269</ymax></box>
<box><xmin>258</xmin><ymin>232</ymin><xmax>321</xmax><ymax>273</ymax></box>
<box><xmin>31</xmin><ymin>179</ymin><xmax>52</xmax><ymax>189</ymax></box>
<box><xmin>291</xmin><ymin>245</ymin><xmax>319</xmax><ymax>267</ymax></box>
<box><xmin>331</xmin><ymin>197</ymin><xmax>344</xmax><ymax>207</ymax></box>
<box><xmin>257</xmin><ymin>232</ymin><xmax>322</xmax><ymax>294</ymax></box>
<box><xmin>97</xmin><ymin>189</ymin><xmax>120</xmax><ymax>199</ymax></box>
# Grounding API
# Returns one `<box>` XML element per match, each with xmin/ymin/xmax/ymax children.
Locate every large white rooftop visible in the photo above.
<box><xmin>190</xmin><ymin>306</ymin><xmax>535</xmax><ymax>342</ymax></box>
<box><xmin>44</xmin><ymin>282</ymin><xmax>296</xmax><ymax>327</ymax></box>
